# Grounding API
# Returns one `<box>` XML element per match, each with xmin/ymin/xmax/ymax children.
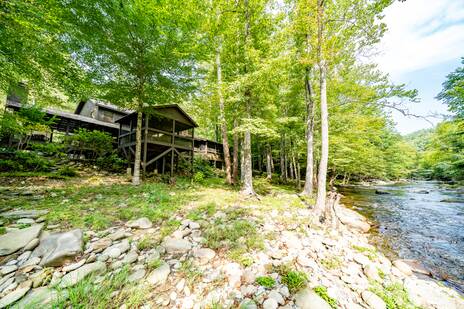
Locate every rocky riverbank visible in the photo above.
<box><xmin>1</xmin><ymin>186</ymin><xmax>464</xmax><ymax>308</ymax></box>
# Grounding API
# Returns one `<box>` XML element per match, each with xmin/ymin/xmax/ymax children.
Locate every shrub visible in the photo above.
<box><xmin>95</xmin><ymin>153</ymin><xmax>127</xmax><ymax>172</ymax></box>
<box><xmin>193</xmin><ymin>171</ymin><xmax>205</xmax><ymax>183</ymax></box>
<box><xmin>56</xmin><ymin>166</ymin><xmax>78</xmax><ymax>177</ymax></box>
<box><xmin>14</xmin><ymin>150</ymin><xmax>52</xmax><ymax>172</ymax></box>
<box><xmin>31</xmin><ymin>143</ymin><xmax>65</xmax><ymax>157</ymax></box>
<box><xmin>65</xmin><ymin>129</ymin><xmax>113</xmax><ymax>159</ymax></box>
<box><xmin>256</xmin><ymin>276</ymin><xmax>276</xmax><ymax>289</ymax></box>
<box><xmin>274</xmin><ymin>264</ymin><xmax>308</xmax><ymax>293</ymax></box>
<box><xmin>0</xmin><ymin>159</ymin><xmax>20</xmax><ymax>172</ymax></box>
<box><xmin>193</xmin><ymin>157</ymin><xmax>215</xmax><ymax>177</ymax></box>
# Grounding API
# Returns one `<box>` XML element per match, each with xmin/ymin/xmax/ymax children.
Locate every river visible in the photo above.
<box><xmin>340</xmin><ymin>181</ymin><xmax>464</xmax><ymax>292</ymax></box>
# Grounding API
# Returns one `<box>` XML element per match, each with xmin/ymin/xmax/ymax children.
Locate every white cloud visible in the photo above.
<box><xmin>375</xmin><ymin>0</ymin><xmax>464</xmax><ymax>78</ymax></box>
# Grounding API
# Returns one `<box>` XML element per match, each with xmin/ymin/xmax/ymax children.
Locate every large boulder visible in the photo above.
<box><xmin>32</xmin><ymin>229</ymin><xmax>83</xmax><ymax>266</ymax></box>
<box><xmin>59</xmin><ymin>262</ymin><xmax>106</xmax><ymax>288</ymax></box>
<box><xmin>404</xmin><ymin>277</ymin><xmax>464</xmax><ymax>309</ymax></box>
<box><xmin>125</xmin><ymin>217</ymin><xmax>152</xmax><ymax>229</ymax></box>
<box><xmin>0</xmin><ymin>224</ymin><xmax>43</xmax><ymax>256</ymax></box>
<box><xmin>163</xmin><ymin>237</ymin><xmax>192</xmax><ymax>254</ymax></box>
<box><xmin>294</xmin><ymin>288</ymin><xmax>332</xmax><ymax>309</ymax></box>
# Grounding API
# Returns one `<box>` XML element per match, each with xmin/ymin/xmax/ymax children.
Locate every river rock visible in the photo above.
<box><xmin>23</xmin><ymin>238</ymin><xmax>39</xmax><ymax>251</ymax></box>
<box><xmin>32</xmin><ymin>229</ymin><xmax>83</xmax><ymax>266</ymax></box>
<box><xmin>392</xmin><ymin>260</ymin><xmax>412</xmax><ymax>276</ymax></box>
<box><xmin>146</xmin><ymin>261</ymin><xmax>170</xmax><ymax>286</ymax></box>
<box><xmin>0</xmin><ymin>265</ymin><xmax>17</xmax><ymax>275</ymax></box>
<box><xmin>399</xmin><ymin>259</ymin><xmax>430</xmax><ymax>275</ymax></box>
<box><xmin>103</xmin><ymin>239</ymin><xmax>130</xmax><ymax>259</ymax></box>
<box><xmin>16</xmin><ymin>287</ymin><xmax>67</xmax><ymax>307</ymax></box>
<box><xmin>334</xmin><ymin>206</ymin><xmax>370</xmax><ymax>232</ymax></box>
<box><xmin>404</xmin><ymin>277</ymin><xmax>464</xmax><ymax>309</ymax></box>
<box><xmin>294</xmin><ymin>288</ymin><xmax>332</xmax><ymax>309</ymax></box>
<box><xmin>163</xmin><ymin>238</ymin><xmax>192</xmax><ymax>254</ymax></box>
<box><xmin>361</xmin><ymin>290</ymin><xmax>386</xmax><ymax>309</ymax></box>
<box><xmin>126</xmin><ymin>218</ymin><xmax>152</xmax><ymax>229</ymax></box>
<box><xmin>122</xmin><ymin>251</ymin><xmax>138</xmax><ymax>264</ymax></box>
<box><xmin>0</xmin><ymin>285</ymin><xmax>31</xmax><ymax>308</ymax></box>
<box><xmin>263</xmin><ymin>298</ymin><xmax>278</xmax><ymax>309</ymax></box>
<box><xmin>59</xmin><ymin>261</ymin><xmax>106</xmax><ymax>288</ymax></box>
<box><xmin>62</xmin><ymin>259</ymin><xmax>86</xmax><ymax>272</ymax></box>
<box><xmin>89</xmin><ymin>238</ymin><xmax>112</xmax><ymax>253</ymax></box>
<box><xmin>17</xmin><ymin>218</ymin><xmax>35</xmax><ymax>225</ymax></box>
<box><xmin>1</xmin><ymin>209</ymin><xmax>48</xmax><ymax>219</ymax></box>
<box><xmin>192</xmin><ymin>248</ymin><xmax>215</xmax><ymax>264</ymax></box>
<box><xmin>128</xmin><ymin>268</ymin><xmax>146</xmax><ymax>283</ymax></box>
<box><xmin>364</xmin><ymin>264</ymin><xmax>381</xmax><ymax>282</ymax></box>
<box><xmin>0</xmin><ymin>224</ymin><xmax>43</xmax><ymax>256</ymax></box>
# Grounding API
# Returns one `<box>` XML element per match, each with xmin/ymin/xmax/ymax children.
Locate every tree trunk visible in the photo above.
<box><xmin>289</xmin><ymin>160</ymin><xmax>294</xmax><ymax>180</ymax></box>
<box><xmin>240</xmin><ymin>138</ymin><xmax>245</xmax><ymax>183</ymax></box>
<box><xmin>257</xmin><ymin>143</ymin><xmax>262</xmax><ymax>172</ymax></box>
<box><xmin>314</xmin><ymin>0</ymin><xmax>328</xmax><ymax>220</ymax></box>
<box><xmin>241</xmin><ymin>0</ymin><xmax>255</xmax><ymax>195</ymax></box>
<box><xmin>280</xmin><ymin>136</ymin><xmax>286</xmax><ymax>182</ymax></box>
<box><xmin>266</xmin><ymin>143</ymin><xmax>272</xmax><ymax>179</ymax></box>
<box><xmin>132</xmin><ymin>110</ymin><xmax>143</xmax><ymax>185</ymax></box>
<box><xmin>232</xmin><ymin>119</ymin><xmax>239</xmax><ymax>183</ymax></box>
<box><xmin>216</xmin><ymin>39</ymin><xmax>232</xmax><ymax>185</ymax></box>
<box><xmin>302</xmin><ymin>65</ymin><xmax>316</xmax><ymax>196</ymax></box>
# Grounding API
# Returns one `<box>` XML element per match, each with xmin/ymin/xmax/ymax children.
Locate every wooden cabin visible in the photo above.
<box><xmin>75</xmin><ymin>100</ymin><xmax>130</xmax><ymax>123</ymax></box>
<box><xmin>116</xmin><ymin>104</ymin><xmax>198</xmax><ymax>177</ymax></box>
<box><xmin>194</xmin><ymin>138</ymin><xmax>224</xmax><ymax>168</ymax></box>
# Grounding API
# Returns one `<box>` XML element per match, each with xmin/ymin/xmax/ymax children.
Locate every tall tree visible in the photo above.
<box><xmin>437</xmin><ymin>58</ymin><xmax>464</xmax><ymax>118</ymax></box>
<box><xmin>62</xmin><ymin>0</ymin><xmax>202</xmax><ymax>185</ymax></box>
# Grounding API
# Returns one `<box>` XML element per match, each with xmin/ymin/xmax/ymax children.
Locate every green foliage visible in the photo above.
<box><xmin>413</xmin><ymin>120</ymin><xmax>464</xmax><ymax>181</ymax></box>
<box><xmin>56</xmin><ymin>166</ymin><xmax>78</xmax><ymax>177</ymax></box>
<box><xmin>31</xmin><ymin>143</ymin><xmax>65</xmax><ymax>157</ymax></box>
<box><xmin>146</xmin><ymin>258</ymin><xmax>163</xmax><ymax>270</ymax></box>
<box><xmin>179</xmin><ymin>260</ymin><xmax>203</xmax><ymax>287</ymax></box>
<box><xmin>137</xmin><ymin>236</ymin><xmax>156</xmax><ymax>251</ymax></box>
<box><xmin>0</xmin><ymin>150</ymin><xmax>52</xmax><ymax>172</ymax></box>
<box><xmin>255</xmin><ymin>276</ymin><xmax>276</xmax><ymax>289</ymax></box>
<box><xmin>313</xmin><ymin>286</ymin><xmax>338</xmax><ymax>309</ymax></box>
<box><xmin>437</xmin><ymin>58</ymin><xmax>464</xmax><ymax>118</ymax></box>
<box><xmin>95</xmin><ymin>153</ymin><xmax>127</xmax><ymax>172</ymax></box>
<box><xmin>321</xmin><ymin>256</ymin><xmax>342</xmax><ymax>269</ymax></box>
<box><xmin>278</xmin><ymin>267</ymin><xmax>308</xmax><ymax>293</ymax></box>
<box><xmin>193</xmin><ymin>157</ymin><xmax>215</xmax><ymax>178</ymax></box>
<box><xmin>193</xmin><ymin>171</ymin><xmax>205</xmax><ymax>184</ymax></box>
<box><xmin>370</xmin><ymin>282</ymin><xmax>419</xmax><ymax>309</ymax></box>
<box><xmin>65</xmin><ymin>129</ymin><xmax>113</xmax><ymax>159</ymax></box>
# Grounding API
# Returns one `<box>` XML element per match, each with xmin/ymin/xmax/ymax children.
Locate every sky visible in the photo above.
<box><xmin>374</xmin><ymin>0</ymin><xmax>464</xmax><ymax>134</ymax></box>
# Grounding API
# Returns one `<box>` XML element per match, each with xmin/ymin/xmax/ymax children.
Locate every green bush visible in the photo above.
<box><xmin>57</xmin><ymin>166</ymin><xmax>78</xmax><ymax>177</ymax></box>
<box><xmin>65</xmin><ymin>129</ymin><xmax>113</xmax><ymax>159</ymax></box>
<box><xmin>0</xmin><ymin>159</ymin><xmax>20</xmax><ymax>172</ymax></box>
<box><xmin>95</xmin><ymin>153</ymin><xmax>127</xmax><ymax>172</ymax></box>
<box><xmin>256</xmin><ymin>276</ymin><xmax>276</xmax><ymax>289</ymax></box>
<box><xmin>31</xmin><ymin>143</ymin><xmax>65</xmax><ymax>157</ymax></box>
<box><xmin>193</xmin><ymin>171</ymin><xmax>205</xmax><ymax>183</ymax></box>
<box><xmin>193</xmin><ymin>157</ymin><xmax>215</xmax><ymax>177</ymax></box>
<box><xmin>15</xmin><ymin>151</ymin><xmax>52</xmax><ymax>171</ymax></box>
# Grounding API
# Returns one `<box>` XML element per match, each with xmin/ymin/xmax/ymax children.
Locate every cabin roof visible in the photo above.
<box><xmin>115</xmin><ymin>104</ymin><xmax>199</xmax><ymax>128</ymax></box>
<box><xmin>75</xmin><ymin>99</ymin><xmax>131</xmax><ymax>115</ymax></box>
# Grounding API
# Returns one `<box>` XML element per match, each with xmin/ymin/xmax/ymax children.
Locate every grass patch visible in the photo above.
<box><xmin>203</xmin><ymin>214</ymin><xmax>264</xmax><ymax>266</ymax></box>
<box><xmin>353</xmin><ymin>245</ymin><xmax>377</xmax><ymax>260</ymax></box>
<box><xmin>51</xmin><ymin>266</ymin><xmax>146</xmax><ymax>308</ymax></box>
<box><xmin>146</xmin><ymin>258</ymin><xmax>163</xmax><ymax>271</ymax></box>
<box><xmin>370</xmin><ymin>282</ymin><xmax>420</xmax><ymax>309</ymax></box>
<box><xmin>274</xmin><ymin>264</ymin><xmax>308</xmax><ymax>293</ymax></box>
<box><xmin>178</xmin><ymin>260</ymin><xmax>202</xmax><ymax>287</ymax></box>
<box><xmin>4</xmin><ymin>177</ymin><xmax>193</xmax><ymax>231</ymax></box>
<box><xmin>256</xmin><ymin>276</ymin><xmax>276</xmax><ymax>289</ymax></box>
<box><xmin>321</xmin><ymin>256</ymin><xmax>342</xmax><ymax>270</ymax></box>
<box><xmin>159</xmin><ymin>219</ymin><xmax>181</xmax><ymax>238</ymax></box>
<box><xmin>137</xmin><ymin>236</ymin><xmax>157</xmax><ymax>251</ymax></box>
<box><xmin>314</xmin><ymin>286</ymin><xmax>337</xmax><ymax>309</ymax></box>
<box><xmin>187</xmin><ymin>202</ymin><xmax>217</xmax><ymax>221</ymax></box>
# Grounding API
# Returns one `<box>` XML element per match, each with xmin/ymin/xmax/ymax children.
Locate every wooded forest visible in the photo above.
<box><xmin>1</xmin><ymin>0</ymin><xmax>463</xmax><ymax>212</ymax></box>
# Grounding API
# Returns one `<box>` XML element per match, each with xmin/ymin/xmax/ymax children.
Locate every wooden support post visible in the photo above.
<box><xmin>143</xmin><ymin>114</ymin><xmax>149</xmax><ymax>176</ymax></box>
<box><xmin>162</xmin><ymin>156</ymin><xmax>166</xmax><ymax>174</ymax></box>
<box><xmin>191</xmin><ymin>128</ymin><xmax>195</xmax><ymax>176</ymax></box>
<box><xmin>117</xmin><ymin>123</ymin><xmax>122</xmax><ymax>148</ymax></box>
<box><xmin>171</xmin><ymin>120</ymin><xmax>176</xmax><ymax>178</ymax></box>
<box><xmin>128</xmin><ymin>119</ymin><xmax>133</xmax><ymax>165</ymax></box>
<box><xmin>50</xmin><ymin>129</ymin><xmax>54</xmax><ymax>143</ymax></box>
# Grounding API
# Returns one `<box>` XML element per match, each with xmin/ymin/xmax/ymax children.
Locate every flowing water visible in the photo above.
<box><xmin>340</xmin><ymin>181</ymin><xmax>464</xmax><ymax>292</ymax></box>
